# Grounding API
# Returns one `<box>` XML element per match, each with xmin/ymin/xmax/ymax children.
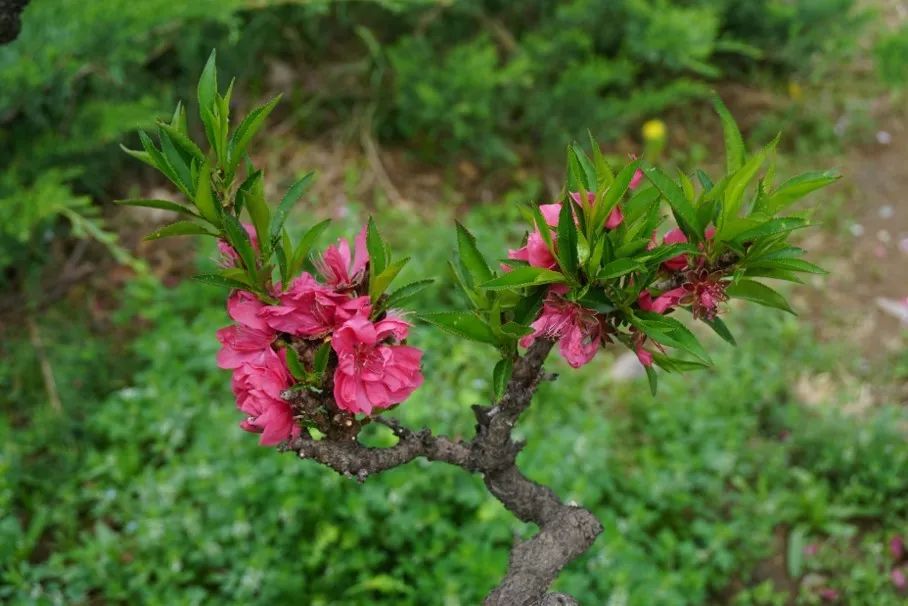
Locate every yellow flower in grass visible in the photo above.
<box><xmin>642</xmin><ymin>119</ymin><xmax>667</xmax><ymax>142</ymax></box>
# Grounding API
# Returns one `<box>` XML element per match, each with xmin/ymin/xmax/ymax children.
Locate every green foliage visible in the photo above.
<box><xmin>875</xmin><ymin>25</ymin><xmax>908</xmax><ymax>89</ymax></box>
<box><xmin>2</xmin><ymin>236</ymin><xmax>907</xmax><ymax>604</ymax></box>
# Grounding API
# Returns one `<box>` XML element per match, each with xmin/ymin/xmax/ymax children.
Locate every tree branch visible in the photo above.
<box><xmin>285</xmin><ymin>338</ymin><xmax>604</xmax><ymax>605</ymax></box>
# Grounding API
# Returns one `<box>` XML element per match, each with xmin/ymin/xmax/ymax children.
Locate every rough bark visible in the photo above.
<box><xmin>284</xmin><ymin>339</ymin><xmax>604</xmax><ymax>605</ymax></box>
<box><xmin>0</xmin><ymin>0</ymin><xmax>28</xmax><ymax>45</ymax></box>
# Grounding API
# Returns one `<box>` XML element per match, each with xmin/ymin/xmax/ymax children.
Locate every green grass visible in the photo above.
<box><xmin>2</xmin><ymin>204</ymin><xmax>907</xmax><ymax>605</ymax></box>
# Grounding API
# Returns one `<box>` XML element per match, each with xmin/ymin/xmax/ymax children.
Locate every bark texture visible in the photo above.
<box><xmin>0</xmin><ymin>0</ymin><xmax>28</xmax><ymax>45</ymax></box>
<box><xmin>285</xmin><ymin>339</ymin><xmax>604</xmax><ymax>605</ymax></box>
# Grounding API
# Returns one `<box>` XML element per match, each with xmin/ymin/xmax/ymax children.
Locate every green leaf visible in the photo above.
<box><xmin>192</xmin><ymin>273</ymin><xmax>253</xmax><ymax>290</ymax></box>
<box><xmin>455</xmin><ymin>222</ymin><xmax>493</xmax><ymax>284</ymax></box>
<box><xmin>156</xmin><ymin>121</ymin><xmax>205</xmax><ymax>164</ymax></box>
<box><xmin>144</xmin><ymin>221</ymin><xmax>217</xmax><ymax>241</ymax></box>
<box><xmin>555</xmin><ymin>197</ymin><xmax>579</xmax><ymax>278</ymax></box>
<box><xmin>223</xmin><ymin>213</ymin><xmax>257</xmax><ymax>275</ymax></box>
<box><xmin>512</xmin><ymin>285</ymin><xmax>547</xmax><ymax>325</ymax></box>
<box><xmin>588</xmin><ymin>131</ymin><xmax>614</xmax><ymax>192</ymax></box>
<box><xmin>592</xmin><ymin>159</ymin><xmax>640</xmax><ymax>230</ymax></box>
<box><xmin>749</xmin><ymin>258</ymin><xmax>826</xmax><ymax>275</ymax></box>
<box><xmin>720</xmin><ymin>138</ymin><xmax>777</xmax><ymax>232</ymax></box>
<box><xmin>271</xmin><ymin>172</ymin><xmax>315</xmax><ymax>244</ymax></box>
<box><xmin>726</xmin><ymin>280</ymin><xmax>795</xmax><ymax>314</ymax></box>
<box><xmin>290</xmin><ymin>219</ymin><xmax>331</xmax><ymax>277</ymax></box>
<box><xmin>313</xmin><ymin>342</ymin><xmax>331</xmax><ymax>377</ymax></box>
<box><xmin>197</xmin><ymin>50</ymin><xmax>218</xmax><ymax>120</ymax></box>
<box><xmin>370</xmin><ymin>257</ymin><xmax>409</xmax><ymax>302</ymax></box>
<box><xmin>419</xmin><ymin>312</ymin><xmax>498</xmax><ymax>345</ymax></box>
<box><xmin>733</xmin><ymin>217</ymin><xmax>808</xmax><ymax>242</ymax></box>
<box><xmin>529</xmin><ymin>204</ymin><xmax>555</xmax><ymax>251</ymax></box>
<box><xmin>713</xmin><ymin>94</ymin><xmax>745</xmax><ymax>173</ymax></box>
<box><xmin>478</xmin><ymin>267</ymin><xmax>565</xmax><ymax>290</ymax></box>
<box><xmin>787</xmin><ymin>526</ymin><xmax>807</xmax><ymax>578</ymax></box>
<box><xmin>702</xmin><ymin>316</ymin><xmax>736</xmax><ymax>345</ymax></box>
<box><xmin>492</xmin><ymin>358</ymin><xmax>514</xmax><ymax>401</ymax></box>
<box><xmin>239</xmin><ymin>171</ymin><xmax>269</xmax><ymax>252</ymax></box>
<box><xmin>193</xmin><ymin>161</ymin><xmax>220</xmax><ymax>225</ymax></box>
<box><xmin>597</xmin><ymin>258</ymin><xmax>641</xmax><ymax>280</ymax></box>
<box><xmin>635</xmin><ymin>312</ymin><xmax>712</xmax><ymax>364</ymax></box>
<box><xmin>757</xmin><ymin>170</ymin><xmax>840</xmax><ymax>215</ymax></box>
<box><xmin>366</xmin><ymin>217</ymin><xmax>388</xmax><ymax>276</ymax></box>
<box><xmin>384</xmin><ymin>279</ymin><xmax>434</xmax><ymax>310</ymax></box>
<box><xmin>572</xmin><ymin>145</ymin><xmax>597</xmax><ymax>193</ymax></box>
<box><xmin>157</xmin><ymin>129</ymin><xmax>193</xmax><ymax>194</ymax></box>
<box><xmin>645</xmin><ymin>365</ymin><xmax>658</xmax><ymax>396</ymax></box>
<box><xmin>653</xmin><ymin>354</ymin><xmax>712</xmax><ymax>372</ymax></box>
<box><xmin>228</xmin><ymin>95</ymin><xmax>282</xmax><ymax>174</ymax></box>
<box><xmin>286</xmin><ymin>347</ymin><xmax>308</xmax><ymax>382</ymax></box>
<box><xmin>115</xmin><ymin>198</ymin><xmax>197</xmax><ymax>216</ymax></box>
<box><xmin>643</xmin><ymin>165</ymin><xmax>700</xmax><ymax>237</ymax></box>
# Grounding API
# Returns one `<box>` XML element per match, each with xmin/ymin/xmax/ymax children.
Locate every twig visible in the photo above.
<box><xmin>286</xmin><ymin>338</ymin><xmax>604</xmax><ymax>605</ymax></box>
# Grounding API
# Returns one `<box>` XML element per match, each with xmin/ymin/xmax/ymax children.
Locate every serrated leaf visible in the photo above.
<box><xmin>749</xmin><ymin>258</ymin><xmax>826</xmax><ymax>275</ymax></box>
<box><xmin>597</xmin><ymin>258</ymin><xmax>641</xmax><ymax>280</ymax></box>
<box><xmin>645</xmin><ymin>364</ymin><xmax>658</xmax><ymax>396</ymax></box>
<box><xmin>238</xmin><ymin>171</ymin><xmax>269</xmax><ymax>253</ymax></box>
<box><xmin>653</xmin><ymin>353</ymin><xmax>712</xmax><ymax>372</ymax></box>
<box><xmin>588</xmin><ymin>131</ymin><xmax>614</xmax><ymax>191</ymax></box>
<box><xmin>643</xmin><ymin>165</ymin><xmax>700</xmax><ymax>237</ymax></box>
<box><xmin>271</xmin><ymin>172</ymin><xmax>315</xmax><ymax>244</ymax></box>
<box><xmin>286</xmin><ymin>347</ymin><xmax>308</xmax><ymax>382</ymax></box>
<box><xmin>492</xmin><ymin>358</ymin><xmax>514</xmax><ymax>401</ymax></box>
<box><xmin>733</xmin><ymin>217</ymin><xmax>808</xmax><ymax>242</ymax></box>
<box><xmin>228</xmin><ymin>95</ymin><xmax>282</xmax><ymax>174</ymax></box>
<box><xmin>144</xmin><ymin>221</ymin><xmax>217</xmax><ymax>241</ymax></box>
<box><xmin>455</xmin><ymin>222</ymin><xmax>493</xmax><ymax>284</ymax></box>
<box><xmin>197</xmin><ymin>50</ymin><xmax>218</xmax><ymax>121</ymax></box>
<box><xmin>313</xmin><ymin>342</ymin><xmax>331</xmax><ymax>376</ymax></box>
<box><xmin>556</xmin><ymin>197</ymin><xmax>579</xmax><ymax>278</ymax></box>
<box><xmin>384</xmin><ymin>279</ymin><xmax>434</xmax><ymax>310</ymax></box>
<box><xmin>158</xmin><ymin>128</ymin><xmax>193</xmax><ymax>194</ymax></box>
<box><xmin>192</xmin><ymin>273</ymin><xmax>253</xmax><ymax>290</ymax></box>
<box><xmin>757</xmin><ymin>170</ymin><xmax>840</xmax><ymax>215</ymax></box>
<box><xmin>157</xmin><ymin>121</ymin><xmax>205</xmax><ymax>163</ymax></box>
<box><xmin>702</xmin><ymin>316</ymin><xmax>736</xmax><ymax>345</ymax></box>
<box><xmin>366</xmin><ymin>217</ymin><xmax>388</xmax><ymax>276</ymax></box>
<box><xmin>713</xmin><ymin>94</ymin><xmax>745</xmax><ymax>173</ymax></box>
<box><xmin>635</xmin><ymin>311</ymin><xmax>712</xmax><ymax>364</ymax></box>
<box><xmin>419</xmin><ymin>312</ymin><xmax>498</xmax><ymax>345</ymax></box>
<box><xmin>478</xmin><ymin>266</ymin><xmax>565</xmax><ymax>290</ymax></box>
<box><xmin>193</xmin><ymin>161</ymin><xmax>220</xmax><ymax>225</ymax></box>
<box><xmin>370</xmin><ymin>257</ymin><xmax>409</xmax><ymax>302</ymax></box>
<box><xmin>592</xmin><ymin>159</ymin><xmax>640</xmax><ymax>230</ymax></box>
<box><xmin>726</xmin><ymin>279</ymin><xmax>795</xmax><ymax>314</ymax></box>
<box><xmin>115</xmin><ymin>198</ymin><xmax>197</xmax><ymax>216</ymax></box>
<box><xmin>290</xmin><ymin>219</ymin><xmax>331</xmax><ymax>278</ymax></box>
<box><xmin>223</xmin><ymin>213</ymin><xmax>257</xmax><ymax>275</ymax></box>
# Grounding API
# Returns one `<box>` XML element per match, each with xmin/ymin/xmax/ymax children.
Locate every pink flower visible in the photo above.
<box><xmin>231</xmin><ymin>348</ymin><xmax>300</xmax><ymax>446</ymax></box>
<box><xmin>660</xmin><ymin>226</ymin><xmax>716</xmax><ymax>272</ymax></box>
<box><xmin>520</xmin><ymin>290</ymin><xmax>603</xmax><ymax>368</ymax></box>
<box><xmin>817</xmin><ymin>587</ymin><xmax>839</xmax><ymax>602</ymax></box>
<box><xmin>216</xmin><ymin>291</ymin><xmax>277</xmax><ymax>369</ymax></box>
<box><xmin>568</xmin><ymin>193</ymin><xmax>623</xmax><ymax>229</ymax></box>
<box><xmin>632</xmin><ymin>331</ymin><xmax>654</xmax><ymax>367</ymax></box>
<box><xmin>662</xmin><ymin>228</ymin><xmax>690</xmax><ymax>271</ymax></box>
<box><xmin>217</xmin><ymin>223</ymin><xmax>259</xmax><ymax>267</ymax></box>
<box><xmin>508</xmin><ymin>230</ymin><xmax>557</xmax><ymax>269</ymax></box>
<box><xmin>332</xmin><ymin>313</ymin><xmax>424</xmax><ymax>415</ymax></box>
<box><xmin>260</xmin><ymin>273</ymin><xmax>370</xmax><ymax>337</ymax></box>
<box><xmin>629</xmin><ymin>168</ymin><xmax>644</xmax><ymax>190</ymax></box>
<box><xmin>638</xmin><ymin>286</ymin><xmax>687</xmax><ymax>315</ymax></box>
<box><xmin>683</xmin><ymin>271</ymin><xmax>729</xmax><ymax>320</ymax></box>
<box><xmin>892</xmin><ymin>568</ymin><xmax>907</xmax><ymax>590</ymax></box>
<box><xmin>316</xmin><ymin>226</ymin><xmax>368</xmax><ymax>289</ymax></box>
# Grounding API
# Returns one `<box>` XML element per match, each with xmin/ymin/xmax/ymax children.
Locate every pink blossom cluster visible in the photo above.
<box><xmin>511</xmin><ymin>183</ymin><xmax>730</xmax><ymax>371</ymax></box>
<box><xmin>634</xmin><ymin>226</ymin><xmax>727</xmax><ymax>366</ymax></box>
<box><xmin>216</xmin><ymin>227</ymin><xmax>423</xmax><ymax>445</ymax></box>
<box><xmin>512</xmin><ymin>190</ymin><xmax>628</xmax><ymax>369</ymax></box>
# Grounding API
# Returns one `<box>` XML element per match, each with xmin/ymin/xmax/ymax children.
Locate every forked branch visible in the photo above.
<box><xmin>285</xmin><ymin>339</ymin><xmax>604</xmax><ymax>606</ymax></box>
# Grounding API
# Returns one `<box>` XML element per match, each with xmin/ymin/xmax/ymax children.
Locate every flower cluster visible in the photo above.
<box><xmin>216</xmin><ymin>226</ymin><xmax>424</xmax><ymax>445</ymax></box>
<box><xmin>512</xmin><ymin>184</ymin><xmax>732</xmax><ymax>371</ymax></box>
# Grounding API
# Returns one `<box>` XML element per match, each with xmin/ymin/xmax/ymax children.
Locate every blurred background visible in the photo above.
<box><xmin>2</xmin><ymin>1</ymin><xmax>908</xmax><ymax>604</ymax></box>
